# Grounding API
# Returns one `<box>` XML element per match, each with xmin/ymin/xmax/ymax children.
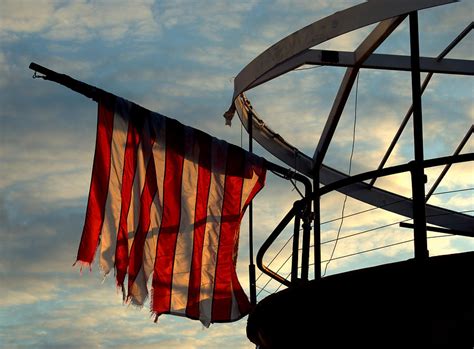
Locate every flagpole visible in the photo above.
<box><xmin>29</xmin><ymin>62</ymin><xmax>104</xmax><ymax>101</ymax></box>
<box><xmin>248</xmin><ymin>109</ymin><xmax>257</xmax><ymax>307</ymax></box>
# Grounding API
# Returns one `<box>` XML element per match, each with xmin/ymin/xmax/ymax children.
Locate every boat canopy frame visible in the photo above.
<box><xmin>228</xmin><ymin>0</ymin><xmax>473</xmax><ymax>288</ymax></box>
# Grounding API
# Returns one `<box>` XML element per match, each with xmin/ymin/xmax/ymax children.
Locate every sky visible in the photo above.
<box><xmin>0</xmin><ymin>0</ymin><xmax>473</xmax><ymax>348</ymax></box>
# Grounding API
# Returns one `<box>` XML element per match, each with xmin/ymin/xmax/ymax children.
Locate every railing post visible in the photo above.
<box><xmin>301</xmin><ymin>203</ymin><xmax>311</xmax><ymax>281</ymax></box>
<box><xmin>291</xmin><ymin>211</ymin><xmax>301</xmax><ymax>283</ymax></box>
<box><xmin>300</xmin><ymin>165</ymin><xmax>313</xmax><ymax>282</ymax></box>
<box><xmin>409</xmin><ymin>11</ymin><xmax>429</xmax><ymax>261</ymax></box>
<box><xmin>313</xmin><ymin>169</ymin><xmax>321</xmax><ymax>280</ymax></box>
<box><xmin>248</xmin><ymin>110</ymin><xmax>257</xmax><ymax>305</ymax></box>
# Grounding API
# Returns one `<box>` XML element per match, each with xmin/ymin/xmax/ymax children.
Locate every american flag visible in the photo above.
<box><xmin>76</xmin><ymin>94</ymin><xmax>266</xmax><ymax>326</ymax></box>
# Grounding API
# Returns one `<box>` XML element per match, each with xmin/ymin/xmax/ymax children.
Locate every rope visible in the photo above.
<box><xmin>323</xmin><ymin>71</ymin><xmax>360</xmax><ymax>277</ymax></box>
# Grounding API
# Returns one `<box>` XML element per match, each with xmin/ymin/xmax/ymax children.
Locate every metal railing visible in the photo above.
<box><xmin>256</xmin><ymin>153</ymin><xmax>474</xmax><ymax>295</ymax></box>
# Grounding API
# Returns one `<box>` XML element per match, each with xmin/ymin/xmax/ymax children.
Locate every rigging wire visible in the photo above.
<box><xmin>268</xmin><ymin>233</ymin><xmax>453</xmax><ymax>295</ymax></box>
<box><xmin>269</xmin><ymin>232</ymin><xmax>461</xmax><ymax>295</ymax></box>
<box><xmin>258</xmin><ymin>209</ymin><xmax>473</xmax><ymax>296</ymax></box>
<box><xmin>312</xmin><ymin>234</ymin><xmax>453</xmax><ymax>268</ymax></box>
<box><xmin>320</xmin><ymin>187</ymin><xmax>474</xmax><ymax>226</ymax></box>
<box><xmin>256</xmin><ymin>184</ymin><xmax>473</xmax><ymax>291</ymax></box>
<box><xmin>290</xmin><ymin>149</ymin><xmax>304</xmax><ymax>198</ymax></box>
<box><xmin>260</xmin><ymin>127</ymin><xmax>472</xmax><ymax>291</ymax></box>
<box><xmin>290</xmin><ymin>178</ymin><xmax>304</xmax><ymax>198</ymax></box>
<box><xmin>257</xmin><ymin>203</ymin><xmax>474</xmax><ymax>294</ymax></box>
<box><xmin>319</xmin><ymin>208</ymin><xmax>474</xmax><ymax>247</ymax></box>
<box><xmin>257</xmin><ymin>178</ymin><xmax>403</xmax><ymax>284</ymax></box>
<box><xmin>321</xmin><ymin>220</ymin><xmax>402</xmax><ymax>245</ymax></box>
<box><xmin>270</xmin><ymin>167</ymin><xmax>305</xmax><ymax>199</ymax></box>
<box><xmin>322</xmin><ymin>71</ymin><xmax>360</xmax><ymax>277</ymax></box>
<box><xmin>258</xmin><ymin>183</ymin><xmax>472</xmax><ymax>294</ymax></box>
<box><xmin>320</xmin><ymin>198</ymin><xmax>405</xmax><ymax>226</ymax></box>
<box><xmin>256</xmin><ymin>285</ymin><xmax>274</xmax><ymax>295</ymax></box>
<box><xmin>431</xmin><ymin>187</ymin><xmax>474</xmax><ymax>196</ymax></box>
<box><xmin>274</xmin><ymin>272</ymin><xmax>291</xmax><ymax>293</ymax></box>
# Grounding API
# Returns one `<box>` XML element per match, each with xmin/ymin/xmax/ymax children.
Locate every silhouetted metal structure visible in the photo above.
<box><xmin>225</xmin><ymin>0</ymin><xmax>473</xmax><ymax>347</ymax></box>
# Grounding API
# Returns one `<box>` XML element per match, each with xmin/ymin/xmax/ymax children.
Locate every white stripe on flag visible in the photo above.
<box><xmin>99</xmin><ymin>98</ymin><xmax>130</xmax><ymax>274</ymax></box>
<box><xmin>170</xmin><ymin>127</ymin><xmax>200</xmax><ymax>314</ymax></box>
<box><xmin>198</xmin><ymin>139</ymin><xmax>228</xmax><ymax>327</ymax></box>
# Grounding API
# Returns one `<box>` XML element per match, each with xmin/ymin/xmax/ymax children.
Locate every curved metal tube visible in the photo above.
<box><xmin>227</xmin><ymin>0</ymin><xmax>472</xmax><ymax>236</ymax></box>
<box><xmin>226</xmin><ymin>0</ymin><xmax>455</xmax><ymax>116</ymax></box>
<box><xmin>256</xmin><ymin>200</ymin><xmax>304</xmax><ymax>287</ymax></box>
<box><xmin>235</xmin><ymin>95</ymin><xmax>474</xmax><ymax>234</ymax></box>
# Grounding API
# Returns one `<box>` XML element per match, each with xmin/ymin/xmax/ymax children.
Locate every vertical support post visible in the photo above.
<box><xmin>291</xmin><ymin>211</ymin><xmax>301</xmax><ymax>283</ymax></box>
<box><xmin>313</xmin><ymin>169</ymin><xmax>321</xmax><ymax>280</ymax></box>
<box><xmin>248</xmin><ymin>110</ymin><xmax>257</xmax><ymax>306</ymax></box>
<box><xmin>301</xmin><ymin>206</ymin><xmax>310</xmax><ymax>281</ymax></box>
<box><xmin>409</xmin><ymin>12</ymin><xmax>429</xmax><ymax>261</ymax></box>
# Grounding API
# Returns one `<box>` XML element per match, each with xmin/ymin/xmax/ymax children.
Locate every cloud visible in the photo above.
<box><xmin>48</xmin><ymin>1</ymin><xmax>160</xmax><ymax>42</ymax></box>
<box><xmin>0</xmin><ymin>0</ymin><xmax>161</xmax><ymax>43</ymax></box>
<box><xmin>156</xmin><ymin>70</ymin><xmax>231</xmax><ymax>97</ymax></box>
<box><xmin>188</xmin><ymin>43</ymin><xmax>264</xmax><ymax>73</ymax></box>
<box><xmin>0</xmin><ymin>274</ymin><xmax>59</xmax><ymax>307</ymax></box>
<box><xmin>0</xmin><ymin>98</ymin><xmax>96</xmax><ymax>193</ymax></box>
<box><xmin>154</xmin><ymin>0</ymin><xmax>258</xmax><ymax>42</ymax></box>
<box><xmin>1</xmin><ymin>271</ymin><xmax>253</xmax><ymax>348</ymax></box>
<box><xmin>0</xmin><ymin>206</ymin><xmax>85</xmax><ymax>277</ymax></box>
<box><xmin>419</xmin><ymin>1</ymin><xmax>474</xmax><ymax>57</ymax></box>
<box><xmin>0</xmin><ymin>52</ymin><xmax>11</xmax><ymax>87</ymax></box>
<box><xmin>259</xmin><ymin>0</ymin><xmax>365</xmax><ymax>41</ymax></box>
<box><xmin>0</xmin><ymin>0</ymin><xmax>55</xmax><ymax>34</ymax></box>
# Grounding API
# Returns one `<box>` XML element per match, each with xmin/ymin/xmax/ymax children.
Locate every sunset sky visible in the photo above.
<box><xmin>1</xmin><ymin>1</ymin><xmax>473</xmax><ymax>348</ymax></box>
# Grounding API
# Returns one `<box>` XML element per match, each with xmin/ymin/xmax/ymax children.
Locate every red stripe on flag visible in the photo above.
<box><xmin>211</xmin><ymin>145</ymin><xmax>245</xmax><ymax>321</ymax></box>
<box><xmin>186</xmin><ymin>130</ymin><xmax>212</xmax><ymax>319</ymax></box>
<box><xmin>115</xmin><ymin>121</ymin><xmax>139</xmax><ymax>285</ymax></box>
<box><xmin>230</xmin><ymin>154</ymin><xmax>266</xmax><ymax>317</ymax></box>
<box><xmin>77</xmin><ymin>94</ymin><xmax>115</xmax><ymax>264</ymax></box>
<box><xmin>115</xmin><ymin>105</ymin><xmax>148</xmax><ymax>287</ymax></box>
<box><xmin>127</xmin><ymin>147</ymin><xmax>157</xmax><ymax>296</ymax></box>
<box><xmin>152</xmin><ymin>119</ymin><xmax>185</xmax><ymax>316</ymax></box>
